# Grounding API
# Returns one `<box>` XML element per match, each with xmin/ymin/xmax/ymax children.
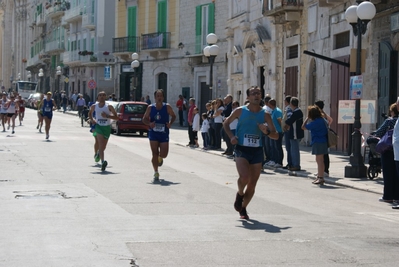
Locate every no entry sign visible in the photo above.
<box><xmin>88</xmin><ymin>79</ymin><xmax>96</xmax><ymax>89</ymax></box>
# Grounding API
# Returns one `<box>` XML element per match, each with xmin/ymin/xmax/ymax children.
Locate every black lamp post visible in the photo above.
<box><xmin>39</xmin><ymin>68</ymin><xmax>44</xmax><ymax>93</ymax></box>
<box><xmin>203</xmin><ymin>33</ymin><xmax>219</xmax><ymax>90</ymax></box>
<box><xmin>131</xmin><ymin>53</ymin><xmax>140</xmax><ymax>101</ymax></box>
<box><xmin>344</xmin><ymin>0</ymin><xmax>376</xmax><ymax>178</ymax></box>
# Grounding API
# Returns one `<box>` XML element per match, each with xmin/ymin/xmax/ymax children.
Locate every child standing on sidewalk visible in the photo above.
<box><xmin>200</xmin><ymin>113</ymin><xmax>210</xmax><ymax>149</ymax></box>
<box><xmin>192</xmin><ymin>107</ymin><xmax>200</xmax><ymax>148</ymax></box>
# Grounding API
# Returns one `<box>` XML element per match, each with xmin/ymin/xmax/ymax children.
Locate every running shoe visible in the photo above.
<box><xmin>239</xmin><ymin>207</ymin><xmax>249</xmax><ymax>220</ymax></box>
<box><xmin>101</xmin><ymin>160</ymin><xmax>108</xmax><ymax>171</ymax></box>
<box><xmin>12</xmin><ymin>130</ymin><xmax>14</xmax><ymax>134</ymax></box>
<box><xmin>94</xmin><ymin>152</ymin><xmax>100</xmax><ymax>163</ymax></box>
<box><xmin>39</xmin><ymin>129</ymin><xmax>42</xmax><ymax>133</ymax></box>
<box><xmin>46</xmin><ymin>135</ymin><xmax>49</xmax><ymax>139</ymax></box>
<box><xmin>234</xmin><ymin>192</ymin><xmax>244</xmax><ymax>212</ymax></box>
<box><xmin>158</xmin><ymin>156</ymin><xmax>163</xmax><ymax>167</ymax></box>
<box><xmin>152</xmin><ymin>172</ymin><xmax>160</xmax><ymax>183</ymax></box>
<box><xmin>36</xmin><ymin>124</ymin><xmax>39</xmax><ymax>129</ymax></box>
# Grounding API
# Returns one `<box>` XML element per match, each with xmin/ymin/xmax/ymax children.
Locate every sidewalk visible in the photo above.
<box><xmin>62</xmin><ymin>109</ymin><xmax>383</xmax><ymax>196</ymax></box>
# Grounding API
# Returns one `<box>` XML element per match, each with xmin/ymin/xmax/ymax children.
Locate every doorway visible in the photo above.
<box><xmin>158</xmin><ymin>73</ymin><xmax>168</xmax><ymax>102</ymax></box>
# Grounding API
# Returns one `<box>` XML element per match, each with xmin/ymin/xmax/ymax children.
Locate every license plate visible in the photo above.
<box><xmin>130</xmin><ymin>118</ymin><xmax>141</xmax><ymax>121</ymax></box>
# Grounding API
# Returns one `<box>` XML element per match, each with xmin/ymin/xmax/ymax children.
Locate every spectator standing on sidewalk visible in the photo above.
<box><xmin>187</xmin><ymin>98</ymin><xmax>197</xmax><ymax>146</ymax></box>
<box><xmin>61</xmin><ymin>92</ymin><xmax>69</xmax><ymax>113</ymax></box>
<box><xmin>302</xmin><ymin>105</ymin><xmax>328</xmax><ymax>185</ymax></box>
<box><xmin>391</xmin><ymin>97</ymin><xmax>399</xmax><ymax>209</ymax></box>
<box><xmin>262</xmin><ymin>95</ymin><xmax>273</xmax><ymax>167</ymax></box>
<box><xmin>222</xmin><ymin>94</ymin><xmax>233</xmax><ymax>155</ymax></box>
<box><xmin>76</xmin><ymin>94</ymin><xmax>86</xmax><ymax>117</ymax></box>
<box><xmin>192</xmin><ymin>107</ymin><xmax>200</xmax><ymax>148</ymax></box>
<box><xmin>176</xmin><ymin>95</ymin><xmax>184</xmax><ymax>126</ymax></box>
<box><xmin>206</xmin><ymin>101</ymin><xmax>215</xmax><ymax>148</ymax></box>
<box><xmin>284</xmin><ymin>97</ymin><xmax>304</xmax><ymax>171</ymax></box>
<box><xmin>212</xmin><ymin>98</ymin><xmax>225</xmax><ymax>150</ymax></box>
<box><xmin>315</xmin><ymin>100</ymin><xmax>333</xmax><ymax>177</ymax></box>
<box><xmin>282</xmin><ymin>95</ymin><xmax>293</xmax><ymax>169</ymax></box>
<box><xmin>223</xmin><ymin>86</ymin><xmax>278</xmax><ymax>220</ymax></box>
<box><xmin>375</xmin><ymin>102</ymin><xmax>399</xmax><ymax>204</ymax></box>
<box><xmin>182</xmin><ymin>96</ymin><xmax>188</xmax><ymax>127</ymax></box>
<box><xmin>71</xmin><ymin>91</ymin><xmax>78</xmax><ymax>110</ymax></box>
<box><xmin>200</xmin><ymin>112</ymin><xmax>210</xmax><ymax>149</ymax></box>
<box><xmin>268</xmin><ymin>98</ymin><xmax>284</xmax><ymax>168</ymax></box>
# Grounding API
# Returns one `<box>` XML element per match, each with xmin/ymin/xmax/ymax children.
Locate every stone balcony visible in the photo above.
<box><xmin>263</xmin><ymin>0</ymin><xmax>304</xmax><ymax>24</ymax></box>
<box><xmin>64</xmin><ymin>6</ymin><xmax>83</xmax><ymax>23</ymax></box>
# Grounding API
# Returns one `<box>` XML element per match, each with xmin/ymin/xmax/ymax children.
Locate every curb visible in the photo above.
<box><xmin>175</xmin><ymin>142</ymin><xmax>381</xmax><ymax>196</ymax></box>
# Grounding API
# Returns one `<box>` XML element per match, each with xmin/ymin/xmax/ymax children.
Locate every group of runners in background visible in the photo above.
<box><xmin>0</xmin><ymin>92</ymin><xmax>26</xmax><ymax>134</ymax></box>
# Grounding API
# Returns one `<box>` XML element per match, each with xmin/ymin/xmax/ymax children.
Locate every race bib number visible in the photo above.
<box><xmin>44</xmin><ymin>107</ymin><xmax>51</xmax><ymax>112</ymax></box>
<box><xmin>243</xmin><ymin>134</ymin><xmax>260</xmax><ymax>147</ymax></box>
<box><xmin>154</xmin><ymin>123</ymin><xmax>165</xmax><ymax>132</ymax></box>
<box><xmin>97</xmin><ymin>119</ymin><xmax>108</xmax><ymax>126</ymax></box>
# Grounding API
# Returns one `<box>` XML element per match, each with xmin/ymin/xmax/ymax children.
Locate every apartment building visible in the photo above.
<box><xmin>1</xmin><ymin>0</ymin><xmax>30</xmax><ymax>91</ymax></box>
<box><xmin>113</xmin><ymin>0</ymin><xmax>229</xmax><ymax>114</ymax></box>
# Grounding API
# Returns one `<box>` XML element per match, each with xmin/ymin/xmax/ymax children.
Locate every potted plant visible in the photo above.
<box><xmin>22</xmin><ymin>58</ymin><xmax>27</xmax><ymax>63</ymax></box>
<box><xmin>87</xmin><ymin>51</ymin><xmax>94</xmax><ymax>55</ymax></box>
<box><xmin>103</xmin><ymin>51</ymin><xmax>109</xmax><ymax>55</ymax></box>
<box><xmin>90</xmin><ymin>56</ymin><xmax>97</xmax><ymax>62</ymax></box>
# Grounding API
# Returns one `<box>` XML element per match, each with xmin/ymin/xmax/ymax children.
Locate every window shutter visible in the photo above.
<box><xmin>128</xmin><ymin>6</ymin><xmax>137</xmax><ymax>51</ymax></box>
<box><xmin>157</xmin><ymin>0</ymin><xmax>167</xmax><ymax>33</ymax></box>
<box><xmin>195</xmin><ymin>5</ymin><xmax>202</xmax><ymax>54</ymax></box>
<box><xmin>208</xmin><ymin>3</ymin><xmax>215</xmax><ymax>34</ymax></box>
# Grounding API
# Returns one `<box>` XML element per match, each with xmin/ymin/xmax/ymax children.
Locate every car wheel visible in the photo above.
<box><xmin>116</xmin><ymin>125</ymin><xmax>121</xmax><ymax>136</ymax></box>
<box><xmin>139</xmin><ymin>131</ymin><xmax>144</xmax><ymax>136</ymax></box>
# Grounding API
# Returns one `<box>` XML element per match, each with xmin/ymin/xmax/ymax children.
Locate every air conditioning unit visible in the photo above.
<box><xmin>331</xmin><ymin>15</ymin><xmax>338</xmax><ymax>24</ymax></box>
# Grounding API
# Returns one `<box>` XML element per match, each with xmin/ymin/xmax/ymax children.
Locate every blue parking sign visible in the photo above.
<box><xmin>104</xmin><ymin>66</ymin><xmax>111</xmax><ymax>80</ymax></box>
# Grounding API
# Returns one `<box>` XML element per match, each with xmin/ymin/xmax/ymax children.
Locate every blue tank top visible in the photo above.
<box><xmin>236</xmin><ymin>106</ymin><xmax>265</xmax><ymax>147</ymax></box>
<box><xmin>149</xmin><ymin>103</ymin><xmax>169</xmax><ymax>134</ymax></box>
<box><xmin>42</xmin><ymin>99</ymin><xmax>54</xmax><ymax>114</ymax></box>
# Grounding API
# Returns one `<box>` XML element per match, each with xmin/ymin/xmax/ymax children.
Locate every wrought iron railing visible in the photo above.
<box><xmin>112</xmin><ymin>36</ymin><xmax>140</xmax><ymax>53</ymax></box>
<box><xmin>141</xmin><ymin>32</ymin><xmax>170</xmax><ymax>50</ymax></box>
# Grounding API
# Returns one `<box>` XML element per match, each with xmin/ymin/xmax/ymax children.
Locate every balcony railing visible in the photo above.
<box><xmin>63</xmin><ymin>51</ymin><xmax>81</xmax><ymax>64</ymax></box>
<box><xmin>46</xmin><ymin>4</ymin><xmax>66</xmax><ymax>19</ymax></box>
<box><xmin>82</xmin><ymin>13</ymin><xmax>95</xmax><ymax>29</ymax></box>
<box><xmin>141</xmin><ymin>32</ymin><xmax>171</xmax><ymax>50</ymax></box>
<box><xmin>64</xmin><ymin>6</ymin><xmax>83</xmax><ymax>22</ymax></box>
<box><xmin>45</xmin><ymin>40</ymin><xmax>65</xmax><ymax>53</ymax></box>
<box><xmin>112</xmin><ymin>36</ymin><xmax>140</xmax><ymax>53</ymax></box>
<box><xmin>263</xmin><ymin>0</ymin><xmax>303</xmax><ymax>15</ymax></box>
<box><xmin>81</xmin><ymin>53</ymin><xmax>112</xmax><ymax>65</ymax></box>
<box><xmin>27</xmin><ymin>53</ymin><xmax>40</xmax><ymax>67</ymax></box>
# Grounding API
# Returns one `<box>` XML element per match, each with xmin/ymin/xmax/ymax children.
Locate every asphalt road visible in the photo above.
<box><xmin>1</xmin><ymin>109</ymin><xmax>398</xmax><ymax>267</ymax></box>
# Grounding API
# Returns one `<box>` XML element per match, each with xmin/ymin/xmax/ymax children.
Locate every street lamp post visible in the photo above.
<box><xmin>39</xmin><ymin>68</ymin><xmax>44</xmax><ymax>93</ymax></box>
<box><xmin>344</xmin><ymin>0</ymin><xmax>376</xmax><ymax>178</ymax></box>
<box><xmin>131</xmin><ymin>53</ymin><xmax>140</xmax><ymax>101</ymax></box>
<box><xmin>56</xmin><ymin>66</ymin><xmax>62</xmax><ymax>93</ymax></box>
<box><xmin>203</xmin><ymin>33</ymin><xmax>219</xmax><ymax>90</ymax></box>
<box><xmin>27</xmin><ymin>71</ymin><xmax>31</xmax><ymax>82</ymax></box>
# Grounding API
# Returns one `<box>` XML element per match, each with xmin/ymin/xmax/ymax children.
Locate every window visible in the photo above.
<box><xmin>334</xmin><ymin>31</ymin><xmax>350</xmax><ymax>50</ymax></box>
<box><xmin>287</xmin><ymin>45</ymin><xmax>298</xmax><ymax>59</ymax></box>
<box><xmin>195</xmin><ymin>3</ymin><xmax>215</xmax><ymax>54</ymax></box>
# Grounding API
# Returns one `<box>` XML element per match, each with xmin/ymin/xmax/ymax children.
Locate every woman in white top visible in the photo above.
<box><xmin>212</xmin><ymin>98</ymin><xmax>225</xmax><ymax>150</ymax></box>
<box><xmin>5</xmin><ymin>94</ymin><xmax>19</xmax><ymax>134</ymax></box>
<box><xmin>192</xmin><ymin>107</ymin><xmax>200</xmax><ymax>147</ymax></box>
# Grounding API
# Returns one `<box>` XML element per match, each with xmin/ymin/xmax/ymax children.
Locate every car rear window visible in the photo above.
<box><xmin>123</xmin><ymin>104</ymin><xmax>147</xmax><ymax>114</ymax></box>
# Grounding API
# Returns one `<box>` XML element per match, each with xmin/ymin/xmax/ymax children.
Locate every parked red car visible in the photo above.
<box><xmin>111</xmin><ymin>101</ymin><xmax>149</xmax><ymax>136</ymax></box>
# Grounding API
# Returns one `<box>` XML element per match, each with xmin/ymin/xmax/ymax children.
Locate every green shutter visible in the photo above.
<box><xmin>195</xmin><ymin>5</ymin><xmax>202</xmax><ymax>54</ymax></box>
<box><xmin>91</xmin><ymin>38</ymin><xmax>94</xmax><ymax>51</ymax></box>
<box><xmin>157</xmin><ymin>0</ymin><xmax>167</xmax><ymax>32</ymax></box>
<box><xmin>83</xmin><ymin>39</ymin><xmax>86</xmax><ymax>50</ymax></box>
<box><xmin>208</xmin><ymin>3</ymin><xmax>215</xmax><ymax>34</ymax></box>
<box><xmin>128</xmin><ymin>6</ymin><xmax>137</xmax><ymax>51</ymax></box>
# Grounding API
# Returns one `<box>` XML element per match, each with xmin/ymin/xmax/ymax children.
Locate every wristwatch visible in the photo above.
<box><xmin>265</xmin><ymin>129</ymin><xmax>271</xmax><ymax>136</ymax></box>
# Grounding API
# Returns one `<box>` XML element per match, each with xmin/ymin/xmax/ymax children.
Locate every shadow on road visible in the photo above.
<box><xmin>238</xmin><ymin>219</ymin><xmax>291</xmax><ymax>233</ymax></box>
<box><xmin>147</xmin><ymin>179</ymin><xmax>181</xmax><ymax>186</ymax></box>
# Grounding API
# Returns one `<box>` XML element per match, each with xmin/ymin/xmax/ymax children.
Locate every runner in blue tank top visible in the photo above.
<box><xmin>223</xmin><ymin>86</ymin><xmax>279</xmax><ymax>220</ymax></box>
<box><xmin>143</xmin><ymin>89</ymin><xmax>176</xmax><ymax>183</ymax></box>
<box><xmin>42</xmin><ymin>92</ymin><xmax>57</xmax><ymax>140</ymax></box>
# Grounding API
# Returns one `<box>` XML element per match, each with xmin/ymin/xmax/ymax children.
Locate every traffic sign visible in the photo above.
<box><xmin>349</xmin><ymin>75</ymin><xmax>363</xmax><ymax>100</ymax></box>
<box><xmin>338</xmin><ymin>100</ymin><xmax>376</xmax><ymax>124</ymax></box>
<box><xmin>64</xmin><ymin>77</ymin><xmax>69</xmax><ymax>83</ymax></box>
<box><xmin>88</xmin><ymin>79</ymin><xmax>96</xmax><ymax>89</ymax></box>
